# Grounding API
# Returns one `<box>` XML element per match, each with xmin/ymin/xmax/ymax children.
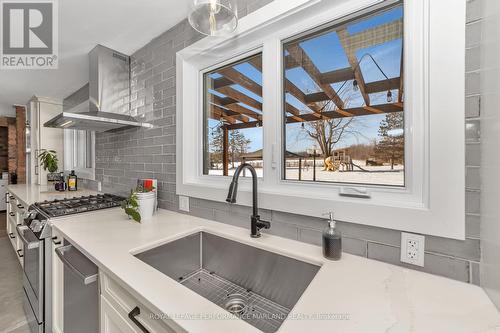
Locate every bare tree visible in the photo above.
<box><xmin>302</xmin><ymin>117</ymin><xmax>354</xmax><ymax>158</ymax></box>
<box><xmin>301</xmin><ymin>93</ymin><xmax>364</xmax><ymax>158</ymax></box>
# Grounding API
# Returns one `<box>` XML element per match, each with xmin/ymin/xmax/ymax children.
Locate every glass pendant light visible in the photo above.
<box><xmin>188</xmin><ymin>0</ymin><xmax>238</xmax><ymax>36</ymax></box>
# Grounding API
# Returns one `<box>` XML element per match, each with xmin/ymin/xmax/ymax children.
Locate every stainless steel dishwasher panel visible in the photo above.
<box><xmin>55</xmin><ymin>244</ymin><xmax>99</xmax><ymax>333</ymax></box>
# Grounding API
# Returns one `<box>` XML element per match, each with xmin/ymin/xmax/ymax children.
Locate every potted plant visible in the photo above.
<box><xmin>38</xmin><ymin>149</ymin><xmax>59</xmax><ymax>181</ymax></box>
<box><xmin>121</xmin><ymin>185</ymin><xmax>156</xmax><ymax>223</ymax></box>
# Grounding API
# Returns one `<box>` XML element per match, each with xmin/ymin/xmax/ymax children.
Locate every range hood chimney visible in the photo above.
<box><xmin>44</xmin><ymin>45</ymin><xmax>153</xmax><ymax>132</ymax></box>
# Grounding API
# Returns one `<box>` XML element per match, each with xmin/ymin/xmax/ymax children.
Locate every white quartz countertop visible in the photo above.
<box><xmin>7</xmin><ymin>184</ymin><xmax>100</xmax><ymax>205</ymax></box>
<box><xmin>52</xmin><ymin>208</ymin><xmax>500</xmax><ymax>333</ymax></box>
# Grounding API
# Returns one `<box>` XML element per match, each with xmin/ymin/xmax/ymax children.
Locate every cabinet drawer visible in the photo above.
<box><xmin>8</xmin><ymin>217</ymin><xmax>23</xmax><ymax>266</ymax></box>
<box><xmin>100</xmin><ymin>272</ymin><xmax>183</xmax><ymax>333</ymax></box>
<box><xmin>101</xmin><ymin>296</ymin><xmax>136</xmax><ymax>333</ymax></box>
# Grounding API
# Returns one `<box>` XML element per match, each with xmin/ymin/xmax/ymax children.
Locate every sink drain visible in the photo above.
<box><xmin>225</xmin><ymin>294</ymin><xmax>247</xmax><ymax>316</ymax></box>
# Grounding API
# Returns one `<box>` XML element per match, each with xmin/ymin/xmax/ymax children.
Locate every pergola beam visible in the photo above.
<box><xmin>216</xmin><ymin>86</ymin><xmax>262</xmax><ymax>111</ymax></box>
<box><xmin>338</xmin><ymin>28</ymin><xmax>370</xmax><ymax>106</ymax></box>
<box><xmin>210</xmin><ymin>95</ymin><xmax>261</xmax><ymax>121</ymax></box>
<box><xmin>286</xmin><ymin>43</ymin><xmax>345</xmax><ymax>110</ymax></box>
<box><xmin>285</xmin><ymin>103</ymin><xmax>403</xmax><ymax>123</ymax></box>
<box><xmin>320</xmin><ymin>67</ymin><xmax>355</xmax><ymax>85</ymax></box>
<box><xmin>210</xmin><ymin>104</ymin><xmax>250</xmax><ymax>123</ymax></box>
<box><xmin>226</xmin><ymin>103</ymin><xmax>403</xmax><ymax>130</ymax></box>
<box><xmin>304</xmin><ymin>77</ymin><xmax>401</xmax><ymax>104</ymax></box>
<box><xmin>217</xmin><ymin>67</ymin><xmax>262</xmax><ymax>96</ymax></box>
<box><xmin>346</xmin><ymin>19</ymin><xmax>403</xmax><ymax>51</ymax></box>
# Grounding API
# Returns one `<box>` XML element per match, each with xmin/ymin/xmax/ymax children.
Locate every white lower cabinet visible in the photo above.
<box><xmin>101</xmin><ymin>296</ymin><xmax>136</xmax><ymax>333</ymax></box>
<box><xmin>100</xmin><ymin>272</ymin><xmax>183</xmax><ymax>333</ymax></box>
<box><xmin>51</xmin><ymin>230</ymin><xmax>64</xmax><ymax>333</ymax></box>
<box><xmin>6</xmin><ymin>193</ymin><xmax>24</xmax><ymax>266</ymax></box>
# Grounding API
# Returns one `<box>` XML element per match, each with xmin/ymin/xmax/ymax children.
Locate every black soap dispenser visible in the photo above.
<box><xmin>322</xmin><ymin>212</ymin><xmax>342</xmax><ymax>260</ymax></box>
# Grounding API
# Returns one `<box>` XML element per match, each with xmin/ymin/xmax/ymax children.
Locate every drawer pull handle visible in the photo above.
<box><xmin>17</xmin><ymin>204</ymin><xmax>24</xmax><ymax>209</ymax></box>
<box><xmin>52</xmin><ymin>237</ymin><xmax>61</xmax><ymax>245</ymax></box>
<box><xmin>9</xmin><ymin>232</ymin><xmax>15</xmax><ymax>239</ymax></box>
<box><xmin>128</xmin><ymin>306</ymin><xmax>150</xmax><ymax>333</ymax></box>
<box><xmin>9</xmin><ymin>212</ymin><xmax>14</xmax><ymax>216</ymax></box>
<box><xmin>16</xmin><ymin>249</ymin><xmax>23</xmax><ymax>258</ymax></box>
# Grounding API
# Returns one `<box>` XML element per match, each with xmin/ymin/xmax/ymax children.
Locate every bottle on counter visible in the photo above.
<box><xmin>67</xmin><ymin>170</ymin><xmax>78</xmax><ymax>191</ymax></box>
<box><xmin>322</xmin><ymin>211</ymin><xmax>342</xmax><ymax>260</ymax></box>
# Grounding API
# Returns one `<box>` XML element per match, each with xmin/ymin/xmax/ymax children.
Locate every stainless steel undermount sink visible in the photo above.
<box><xmin>134</xmin><ymin>232</ymin><xmax>321</xmax><ymax>333</ymax></box>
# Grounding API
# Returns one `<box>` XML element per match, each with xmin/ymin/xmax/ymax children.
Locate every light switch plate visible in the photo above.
<box><xmin>179</xmin><ymin>196</ymin><xmax>189</xmax><ymax>212</ymax></box>
<box><xmin>400</xmin><ymin>232</ymin><xmax>425</xmax><ymax>267</ymax></box>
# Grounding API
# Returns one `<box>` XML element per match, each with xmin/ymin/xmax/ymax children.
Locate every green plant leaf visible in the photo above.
<box><xmin>125</xmin><ymin>207</ymin><xmax>141</xmax><ymax>223</ymax></box>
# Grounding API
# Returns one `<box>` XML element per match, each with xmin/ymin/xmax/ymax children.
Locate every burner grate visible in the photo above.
<box><xmin>35</xmin><ymin>194</ymin><xmax>125</xmax><ymax>217</ymax></box>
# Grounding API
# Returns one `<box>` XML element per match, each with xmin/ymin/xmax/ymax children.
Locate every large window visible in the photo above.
<box><xmin>203</xmin><ymin>53</ymin><xmax>263</xmax><ymax>177</ymax></box>
<box><xmin>64</xmin><ymin>129</ymin><xmax>95</xmax><ymax>179</ymax></box>
<box><xmin>283</xmin><ymin>3</ymin><xmax>404</xmax><ymax>186</ymax></box>
<box><xmin>178</xmin><ymin>0</ymin><xmax>466</xmax><ymax>239</ymax></box>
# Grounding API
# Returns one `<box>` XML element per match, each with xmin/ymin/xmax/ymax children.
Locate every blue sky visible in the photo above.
<box><xmin>207</xmin><ymin>4</ymin><xmax>403</xmax><ymax>154</ymax></box>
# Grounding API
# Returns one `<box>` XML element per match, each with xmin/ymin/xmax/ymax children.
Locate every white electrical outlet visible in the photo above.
<box><xmin>400</xmin><ymin>232</ymin><xmax>425</xmax><ymax>267</ymax></box>
<box><xmin>179</xmin><ymin>196</ymin><xmax>189</xmax><ymax>212</ymax></box>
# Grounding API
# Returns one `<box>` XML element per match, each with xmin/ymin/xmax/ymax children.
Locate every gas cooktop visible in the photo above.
<box><xmin>34</xmin><ymin>193</ymin><xmax>125</xmax><ymax>218</ymax></box>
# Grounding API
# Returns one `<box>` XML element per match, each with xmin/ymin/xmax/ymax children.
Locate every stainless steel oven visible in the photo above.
<box><xmin>19</xmin><ymin>213</ymin><xmax>52</xmax><ymax>333</ymax></box>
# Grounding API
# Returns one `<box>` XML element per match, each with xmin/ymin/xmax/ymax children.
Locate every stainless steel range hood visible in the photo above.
<box><xmin>44</xmin><ymin>45</ymin><xmax>153</xmax><ymax>132</ymax></box>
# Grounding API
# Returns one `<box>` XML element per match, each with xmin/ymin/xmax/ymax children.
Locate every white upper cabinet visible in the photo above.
<box><xmin>27</xmin><ymin>96</ymin><xmax>64</xmax><ymax>185</ymax></box>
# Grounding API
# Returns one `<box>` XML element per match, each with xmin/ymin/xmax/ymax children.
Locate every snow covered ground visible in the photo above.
<box><xmin>208</xmin><ymin>160</ymin><xmax>404</xmax><ymax>186</ymax></box>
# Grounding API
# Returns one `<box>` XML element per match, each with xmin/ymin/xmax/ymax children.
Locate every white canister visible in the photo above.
<box><xmin>136</xmin><ymin>192</ymin><xmax>156</xmax><ymax>222</ymax></box>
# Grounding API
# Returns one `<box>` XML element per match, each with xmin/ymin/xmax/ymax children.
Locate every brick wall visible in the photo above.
<box><xmin>95</xmin><ymin>0</ymin><xmax>482</xmax><ymax>284</ymax></box>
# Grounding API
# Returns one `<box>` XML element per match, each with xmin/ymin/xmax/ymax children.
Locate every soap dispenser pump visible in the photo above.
<box><xmin>322</xmin><ymin>212</ymin><xmax>342</xmax><ymax>260</ymax></box>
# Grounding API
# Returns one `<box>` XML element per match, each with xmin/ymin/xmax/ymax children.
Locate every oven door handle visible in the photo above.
<box><xmin>55</xmin><ymin>245</ymin><xmax>98</xmax><ymax>285</ymax></box>
<box><xmin>16</xmin><ymin>225</ymin><xmax>40</xmax><ymax>249</ymax></box>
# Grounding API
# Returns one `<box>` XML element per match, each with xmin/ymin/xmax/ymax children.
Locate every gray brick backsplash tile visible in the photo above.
<box><xmin>266</xmin><ymin>221</ymin><xmax>299</xmax><ymax>240</ymax></box>
<box><xmin>466</xmin><ymin>20</ymin><xmax>482</xmax><ymax>47</ymax></box>
<box><xmin>213</xmin><ymin>209</ymin><xmax>248</xmax><ymax>229</ymax></box>
<box><xmin>465</xmin><ymin>46</ymin><xmax>481</xmax><ymax>72</ymax></box>
<box><xmin>298</xmin><ymin>228</ymin><xmax>367</xmax><ymax>257</ymax></box>
<box><xmin>465</xmin><ymin>95</ymin><xmax>480</xmax><ymax>118</ymax></box>
<box><xmin>336</xmin><ymin>221</ymin><xmax>401</xmax><ymax>246</ymax></box>
<box><xmin>466</xmin><ymin>190</ymin><xmax>480</xmax><ymax>215</ymax></box>
<box><xmin>470</xmin><ymin>261</ymin><xmax>480</xmax><ymax>285</ymax></box>
<box><xmin>465</xmin><ymin>119</ymin><xmax>481</xmax><ymax>142</ymax></box>
<box><xmin>425</xmin><ymin>236</ymin><xmax>480</xmax><ymax>261</ymax></box>
<box><xmin>465</xmin><ymin>71</ymin><xmax>481</xmax><ymax>96</ymax></box>
<box><xmin>367</xmin><ymin>243</ymin><xmax>470</xmax><ymax>282</ymax></box>
<box><xmin>93</xmin><ymin>0</ymin><xmax>484</xmax><ymax>284</ymax></box>
<box><xmin>466</xmin><ymin>166</ymin><xmax>480</xmax><ymax>190</ymax></box>
<box><xmin>343</xmin><ymin>237</ymin><xmax>368</xmax><ymax>257</ymax></box>
<box><xmin>298</xmin><ymin>228</ymin><xmax>322</xmax><ymax>246</ymax></box>
<box><xmin>188</xmin><ymin>206</ymin><xmax>215</xmax><ymax>220</ymax></box>
<box><xmin>191</xmin><ymin>197</ymin><xmax>230</xmax><ymax>213</ymax></box>
<box><xmin>466</xmin><ymin>0</ymin><xmax>482</xmax><ymax>23</ymax></box>
<box><xmin>465</xmin><ymin>143</ymin><xmax>481</xmax><ymax>166</ymax></box>
<box><xmin>465</xmin><ymin>214</ymin><xmax>480</xmax><ymax>238</ymax></box>
<box><xmin>271</xmin><ymin>210</ymin><xmax>323</xmax><ymax>230</ymax></box>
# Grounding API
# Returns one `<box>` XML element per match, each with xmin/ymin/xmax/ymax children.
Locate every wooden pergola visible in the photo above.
<box><xmin>206</xmin><ymin>19</ymin><xmax>404</xmax><ymax>176</ymax></box>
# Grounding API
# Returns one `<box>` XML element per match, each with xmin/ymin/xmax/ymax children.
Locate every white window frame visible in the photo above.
<box><xmin>177</xmin><ymin>0</ymin><xmax>465</xmax><ymax>239</ymax></box>
<box><xmin>63</xmin><ymin>129</ymin><xmax>96</xmax><ymax>180</ymax></box>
